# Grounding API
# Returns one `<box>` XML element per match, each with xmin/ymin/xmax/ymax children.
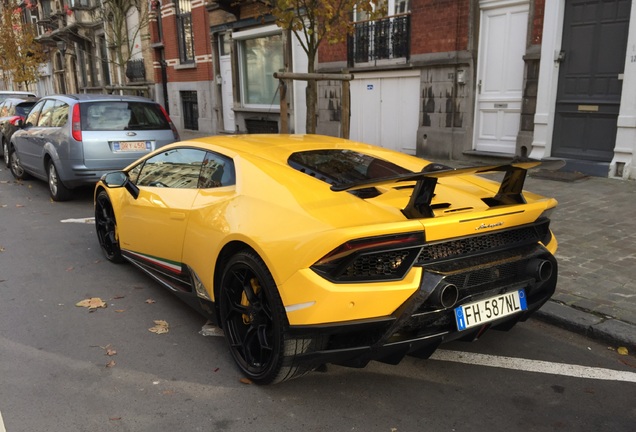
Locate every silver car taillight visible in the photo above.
<box><xmin>72</xmin><ymin>104</ymin><xmax>82</xmax><ymax>141</ymax></box>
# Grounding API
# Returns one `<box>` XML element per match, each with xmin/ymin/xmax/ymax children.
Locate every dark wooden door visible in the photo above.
<box><xmin>552</xmin><ymin>0</ymin><xmax>631</xmax><ymax>161</ymax></box>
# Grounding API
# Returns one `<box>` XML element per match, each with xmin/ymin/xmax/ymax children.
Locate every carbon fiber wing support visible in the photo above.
<box><xmin>331</xmin><ymin>162</ymin><xmax>542</xmax><ymax>219</ymax></box>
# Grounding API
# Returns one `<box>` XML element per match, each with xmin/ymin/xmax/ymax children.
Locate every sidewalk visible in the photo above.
<box><xmin>178</xmin><ymin>131</ymin><xmax>636</xmax><ymax>351</ymax></box>
<box><xmin>524</xmin><ymin>173</ymin><xmax>636</xmax><ymax>351</ymax></box>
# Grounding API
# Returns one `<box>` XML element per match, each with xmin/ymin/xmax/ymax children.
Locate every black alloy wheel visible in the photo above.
<box><xmin>219</xmin><ymin>250</ymin><xmax>328</xmax><ymax>384</ymax></box>
<box><xmin>95</xmin><ymin>190</ymin><xmax>124</xmax><ymax>263</ymax></box>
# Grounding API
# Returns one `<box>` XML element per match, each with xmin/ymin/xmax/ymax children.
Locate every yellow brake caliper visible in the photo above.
<box><xmin>241</xmin><ymin>277</ymin><xmax>261</xmax><ymax>325</ymax></box>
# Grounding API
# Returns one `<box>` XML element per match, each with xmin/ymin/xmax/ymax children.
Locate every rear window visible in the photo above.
<box><xmin>288</xmin><ymin>150</ymin><xmax>411</xmax><ymax>186</ymax></box>
<box><xmin>16</xmin><ymin>102</ymin><xmax>36</xmax><ymax>117</ymax></box>
<box><xmin>80</xmin><ymin>101</ymin><xmax>170</xmax><ymax>131</ymax></box>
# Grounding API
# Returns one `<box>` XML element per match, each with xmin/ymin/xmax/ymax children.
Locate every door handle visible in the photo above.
<box><xmin>478</xmin><ymin>80</ymin><xmax>482</xmax><ymax>94</ymax></box>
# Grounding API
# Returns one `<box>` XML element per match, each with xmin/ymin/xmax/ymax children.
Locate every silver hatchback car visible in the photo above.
<box><xmin>8</xmin><ymin>94</ymin><xmax>179</xmax><ymax>201</ymax></box>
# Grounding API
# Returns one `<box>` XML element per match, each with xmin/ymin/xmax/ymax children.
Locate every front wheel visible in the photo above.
<box><xmin>95</xmin><ymin>190</ymin><xmax>124</xmax><ymax>263</ymax></box>
<box><xmin>219</xmin><ymin>251</ymin><xmax>320</xmax><ymax>384</ymax></box>
<box><xmin>48</xmin><ymin>161</ymin><xmax>72</xmax><ymax>201</ymax></box>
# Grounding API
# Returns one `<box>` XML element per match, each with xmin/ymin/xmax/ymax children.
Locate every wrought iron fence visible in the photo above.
<box><xmin>348</xmin><ymin>14</ymin><xmax>410</xmax><ymax>65</ymax></box>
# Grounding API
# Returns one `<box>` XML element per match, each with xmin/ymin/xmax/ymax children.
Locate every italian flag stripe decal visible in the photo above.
<box><xmin>124</xmin><ymin>250</ymin><xmax>182</xmax><ymax>274</ymax></box>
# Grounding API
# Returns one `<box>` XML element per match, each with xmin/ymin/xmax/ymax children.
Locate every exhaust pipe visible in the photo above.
<box><xmin>431</xmin><ymin>282</ymin><xmax>459</xmax><ymax>309</ymax></box>
<box><xmin>527</xmin><ymin>259</ymin><xmax>553</xmax><ymax>282</ymax></box>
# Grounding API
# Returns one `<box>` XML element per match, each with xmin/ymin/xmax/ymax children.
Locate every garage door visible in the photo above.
<box><xmin>350</xmin><ymin>73</ymin><xmax>420</xmax><ymax>154</ymax></box>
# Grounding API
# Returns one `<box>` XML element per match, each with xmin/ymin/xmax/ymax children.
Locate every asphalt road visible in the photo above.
<box><xmin>1</xmin><ymin>167</ymin><xmax>635</xmax><ymax>432</ymax></box>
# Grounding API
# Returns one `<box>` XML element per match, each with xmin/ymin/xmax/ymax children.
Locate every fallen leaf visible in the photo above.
<box><xmin>0</xmin><ymin>246</ymin><xmax>5</xmax><ymax>252</ymax></box>
<box><xmin>145</xmin><ymin>298</ymin><xmax>156</xmax><ymax>304</ymax></box>
<box><xmin>66</xmin><ymin>266</ymin><xmax>74</xmax><ymax>272</ymax></box>
<box><xmin>109</xmin><ymin>417</ymin><xmax>122</xmax><ymax>421</ymax></box>
<box><xmin>214</xmin><ymin>367</ymin><xmax>220</xmax><ymax>372</ymax></box>
<box><xmin>16</xmin><ymin>204</ymin><xmax>24</xmax><ymax>208</ymax></box>
<box><xmin>105</xmin><ymin>348</ymin><xmax>117</xmax><ymax>356</ymax></box>
<box><xmin>106</xmin><ymin>360</ymin><xmax>116</xmax><ymax>368</ymax></box>
<box><xmin>162</xmin><ymin>390</ymin><xmax>175</xmax><ymax>395</ymax></box>
<box><xmin>149</xmin><ymin>320</ymin><xmax>169</xmax><ymax>334</ymax></box>
<box><xmin>113</xmin><ymin>295</ymin><xmax>125</xmax><ymax>300</ymax></box>
<box><xmin>617</xmin><ymin>347</ymin><xmax>629</xmax><ymax>356</ymax></box>
<box><xmin>115</xmin><ymin>309</ymin><xmax>126</xmax><ymax>313</ymax></box>
<box><xmin>239</xmin><ymin>377</ymin><xmax>252</xmax><ymax>385</ymax></box>
<box><xmin>76</xmin><ymin>297</ymin><xmax>107</xmax><ymax>310</ymax></box>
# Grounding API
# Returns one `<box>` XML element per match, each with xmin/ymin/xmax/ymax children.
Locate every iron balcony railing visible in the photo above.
<box><xmin>125</xmin><ymin>59</ymin><xmax>146</xmax><ymax>82</ymax></box>
<box><xmin>348</xmin><ymin>13</ymin><xmax>410</xmax><ymax>66</ymax></box>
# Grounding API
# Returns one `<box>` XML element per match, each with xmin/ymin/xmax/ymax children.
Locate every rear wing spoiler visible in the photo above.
<box><xmin>331</xmin><ymin>160</ymin><xmax>560</xmax><ymax>219</ymax></box>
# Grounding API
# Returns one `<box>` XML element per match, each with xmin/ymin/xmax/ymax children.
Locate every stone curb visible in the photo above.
<box><xmin>533</xmin><ymin>301</ymin><xmax>636</xmax><ymax>353</ymax></box>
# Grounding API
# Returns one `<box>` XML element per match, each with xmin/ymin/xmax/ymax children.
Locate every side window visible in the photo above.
<box><xmin>25</xmin><ymin>100</ymin><xmax>46</xmax><ymax>126</ymax></box>
<box><xmin>0</xmin><ymin>102</ymin><xmax>6</xmax><ymax>117</ymax></box>
<box><xmin>136</xmin><ymin>148</ymin><xmax>206</xmax><ymax>189</ymax></box>
<box><xmin>199</xmin><ymin>152</ymin><xmax>235</xmax><ymax>188</ymax></box>
<box><xmin>37</xmin><ymin>100</ymin><xmax>57</xmax><ymax>127</ymax></box>
<box><xmin>50</xmin><ymin>101</ymin><xmax>69</xmax><ymax>127</ymax></box>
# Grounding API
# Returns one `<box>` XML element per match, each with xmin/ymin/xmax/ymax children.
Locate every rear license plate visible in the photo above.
<box><xmin>455</xmin><ymin>289</ymin><xmax>527</xmax><ymax>331</ymax></box>
<box><xmin>112</xmin><ymin>141</ymin><xmax>152</xmax><ymax>152</ymax></box>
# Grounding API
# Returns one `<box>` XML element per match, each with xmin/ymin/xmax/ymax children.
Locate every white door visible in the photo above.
<box><xmin>219</xmin><ymin>34</ymin><xmax>235</xmax><ymax>132</ymax></box>
<box><xmin>351</xmin><ymin>78</ymin><xmax>382</xmax><ymax>146</ymax></box>
<box><xmin>473</xmin><ymin>1</ymin><xmax>529</xmax><ymax>154</ymax></box>
<box><xmin>350</xmin><ymin>73</ymin><xmax>420</xmax><ymax>154</ymax></box>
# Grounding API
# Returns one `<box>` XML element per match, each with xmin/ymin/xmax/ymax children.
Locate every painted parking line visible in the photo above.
<box><xmin>431</xmin><ymin>350</ymin><xmax>636</xmax><ymax>383</ymax></box>
<box><xmin>60</xmin><ymin>217</ymin><xmax>95</xmax><ymax>224</ymax></box>
<box><xmin>0</xmin><ymin>410</ymin><xmax>6</xmax><ymax>432</ymax></box>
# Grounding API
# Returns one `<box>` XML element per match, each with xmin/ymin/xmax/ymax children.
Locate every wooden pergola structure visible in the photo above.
<box><xmin>273</xmin><ymin>72</ymin><xmax>354</xmax><ymax>138</ymax></box>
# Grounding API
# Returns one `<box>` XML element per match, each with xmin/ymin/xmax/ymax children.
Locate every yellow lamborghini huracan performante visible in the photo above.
<box><xmin>94</xmin><ymin>134</ymin><xmax>558</xmax><ymax>384</ymax></box>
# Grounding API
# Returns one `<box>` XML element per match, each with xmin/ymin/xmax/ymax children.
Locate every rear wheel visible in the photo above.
<box><xmin>47</xmin><ymin>160</ymin><xmax>72</xmax><ymax>201</ymax></box>
<box><xmin>219</xmin><ymin>251</ymin><xmax>320</xmax><ymax>384</ymax></box>
<box><xmin>9</xmin><ymin>146</ymin><xmax>29</xmax><ymax>180</ymax></box>
<box><xmin>95</xmin><ymin>190</ymin><xmax>124</xmax><ymax>263</ymax></box>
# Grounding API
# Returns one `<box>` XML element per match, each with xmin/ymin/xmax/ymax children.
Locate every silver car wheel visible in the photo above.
<box><xmin>48</xmin><ymin>163</ymin><xmax>59</xmax><ymax>196</ymax></box>
<box><xmin>10</xmin><ymin>149</ymin><xmax>24</xmax><ymax>178</ymax></box>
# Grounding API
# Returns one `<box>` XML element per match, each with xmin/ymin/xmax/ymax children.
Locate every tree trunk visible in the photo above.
<box><xmin>305</xmin><ymin>51</ymin><xmax>317</xmax><ymax>134</ymax></box>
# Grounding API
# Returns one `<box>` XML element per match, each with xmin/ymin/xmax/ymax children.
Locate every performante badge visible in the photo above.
<box><xmin>476</xmin><ymin>221</ymin><xmax>504</xmax><ymax>230</ymax></box>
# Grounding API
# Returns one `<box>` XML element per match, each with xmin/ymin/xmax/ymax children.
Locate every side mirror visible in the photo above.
<box><xmin>101</xmin><ymin>171</ymin><xmax>140</xmax><ymax>199</ymax></box>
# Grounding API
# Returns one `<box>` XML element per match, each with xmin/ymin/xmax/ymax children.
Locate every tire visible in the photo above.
<box><xmin>2</xmin><ymin>138</ymin><xmax>9</xmax><ymax>167</ymax></box>
<box><xmin>47</xmin><ymin>160</ymin><xmax>72</xmax><ymax>201</ymax></box>
<box><xmin>95</xmin><ymin>190</ymin><xmax>124</xmax><ymax>263</ymax></box>
<box><xmin>8</xmin><ymin>146</ymin><xmax>30</xmax><ymax>180</ymax></box>
<box><xmin>219</xmin><ymin>251</ymin><xmax>321</xmax><ymax>384</ymax></box>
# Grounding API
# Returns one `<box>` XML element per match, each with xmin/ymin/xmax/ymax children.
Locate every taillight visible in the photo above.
<box><xmin>159</xmin><ymin>105</ymin><xmax>180</xmax><ymax>141</ymax></box>
<box><xmin>72</xmin><ymin>104</ymin><xmax>82</xmax><ymax>141</ymax></box>
<box><xmin>8</xmin><ymin>116</ymin><xmax>23</xmax><ymax>126</ymax></box>
<box><xmin>312</xmin><ymin>232</ymin><xmax>425</xmax><ymax>282</ymax></box>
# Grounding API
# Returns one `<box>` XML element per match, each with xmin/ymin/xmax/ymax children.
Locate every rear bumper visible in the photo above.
<box><xmin>286</xmin><ymin>244</ymin><xmax>557</xmax><ymax>368</ymax></box>
<box><xmin>56</xmin><ymin>162</ymin><xmax>123</xmax><ymax>188</ymax></box>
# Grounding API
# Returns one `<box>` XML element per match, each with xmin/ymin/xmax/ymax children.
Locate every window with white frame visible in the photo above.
<box><xmin>354</xmin><ymin>0</ymin><xmax>411</xmax><ymax>21</ymax></box>
<box><xmin>234</xmin><ymin>26</ymin><xmax>284</xmax><ymax>108</ymax></box>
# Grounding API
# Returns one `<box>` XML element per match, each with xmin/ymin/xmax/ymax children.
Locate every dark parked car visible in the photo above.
<box><xmin>0</xmin><ymin>97</ymin><xmax>39</xmax><ymax>167</ymax></box>
<box><xmin>0</xmin><ymin>91</ymin><xmax>37</xmax><ymax>102</ymax></box>
<box><xmin>8</xmin><ymin>94</ymin><xmax>179</xmax><ymax>201</ymax></box>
